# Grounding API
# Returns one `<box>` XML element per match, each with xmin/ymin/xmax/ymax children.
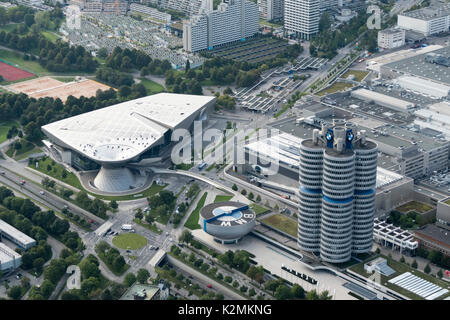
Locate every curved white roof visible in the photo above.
<box><xmin>42</xmin><ymin>93</ymin><xmax>215</xmax><ymax>164</ymax></box>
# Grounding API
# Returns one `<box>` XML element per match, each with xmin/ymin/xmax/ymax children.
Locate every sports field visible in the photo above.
<box><xmin>8</xmin><ymin>77</ymin><xmax>113</xmax><ymax>102</ymax></box>
<box><xmin>0</xmin><ymin>60</ymin><xmax>34</xmax><ymax>82</ymax></box>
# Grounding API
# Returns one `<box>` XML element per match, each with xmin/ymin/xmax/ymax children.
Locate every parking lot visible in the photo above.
<box><xmin>61</xmin><ymin>13</ymin><xmax>204</xmax><ymax>68</ymax></box>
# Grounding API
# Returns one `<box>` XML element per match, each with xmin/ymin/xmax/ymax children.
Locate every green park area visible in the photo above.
<box><xmin>349</xmin><ymin>254</ymin><xmax>450</xmax><ymax>300</ymax></box>
<box><xmin>32</xmin><ymin>157</ymin><xmax>83</xmax><ymax>189</ymax></box>
<box><xmin>138</xmin><ymin>78</ymin><xmax>165</xmax><ymax>94</ymax></box>
<box><xmin>396</xmin><ymin>201</ymin><xmax>433</xmax><ymax>214</ymax></box>
<box><xmin>261</xmin><ymin>214</ymin><xmax>297</xmax><ymax>237</ymax></box>
<box><xmin>0</xmin><ymin>48</ymin><xmax>46</xmax><ymax>75</ymax></box>
<box><xmin>341</xmin><ymin>69</ymin><xmax>370</xmax><ymax>82</ymax></box>
<box><xmin>112</xmin><ymin>233</ymin><xmax>148</xmax><ymax>250</ymax></box>
<box><xmin>250</xmin><ymin>203</ymin><xmax>270</xmax><ymax>216</ymax></box>
<box><xmin>5</xmin><ymin>139</ymin><xmax>41</xmax><ymax>160</ymax></box>
<box><xmin>214</xmin><ymin>194</ymin><xmax>233</xmax><ymax>203</ymax></box>
<box><xmin>0</xmin><ymin>120</ymin><xmax>18</xmax><ymax>144</ymax></box>
<box><xmin>317</xmin><ymin>81</ymin><xmax>355</xmax><ymax>96</ymax></box>
<box><xmin>184</xmin><ymin>192</ymin><xmax>208</xmax><ymax>230</ymax></box>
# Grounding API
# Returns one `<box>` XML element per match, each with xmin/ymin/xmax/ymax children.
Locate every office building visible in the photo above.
<box><xmin>0</xmin><ymin>219</ymin><xmax>36</xmax><ymax>250</ymax></box>
<box><xmin>378</xmin><ymin>28</ymin><xmax>405</xmax><ymax>49</ymax></box>
<box><xmin>284</xmin><ymin>0</ymin><xmax>320</xmax><ymax>40</ymax></box>
<box><xmin>258</xmin><ymin>0</ymin><xmax>284</xmax><ymax>21</ymax></box>
<box><xmin>397</xmin><ymin>4</ymin><xmax>450</xmax><ymax>36</ymax></box>
<box><xmin>183</xmin><ymin>0</ymin><xmax>259</xmax><ymax>52</ymax></box>
<box><xmin>0</xmin><ymin>243</ymin><xmax>22</xmax><ymax>272</ymax></box>
<box><xmin>298</xmin><ymin>120</ymin><xmax>378</xmax><ymax>263</ymax></box>
<box><xmin>414</xmin><ymin>224</ymin><xmax>450</xmax><ymax>257</ymax></box>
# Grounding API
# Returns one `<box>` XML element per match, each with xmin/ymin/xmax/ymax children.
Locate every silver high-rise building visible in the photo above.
<box><xmin>298</xmin><ymin>120</ymin><xmax>377</xmax><ymax>263</ymax></box>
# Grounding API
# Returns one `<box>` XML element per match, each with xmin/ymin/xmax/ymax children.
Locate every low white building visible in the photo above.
<box><xmin>393</xmin><ymin>75</ymin><xmax>450</xmax><ymax>99</ymax></box>
<box><xmin>0</xmin><ymin>219</ymin><xmax>36</xmax><ymax>250</ymax></box>
<box><xmin>350</xmin><ymin>88</ymin><xmax>415</xmax><ymax>112</ymax></box>
<box><xmin>0</xmin><ymin>243</ymin><xmax>22</xmax><ymax>272</ymax></box>
<box><xmin>129</xmin><ymin>4</ymin><xmax>171</xmax><ymax>23</ymax></box>
<box><xmin>378</xmin><ymin>28</ymin><xmax>405</xmax><ymax>49</ymax></box>
<box><xmin>397</xmin><ymin>4</ymin><xmax>450</xmax><ymax>36</ymax></box>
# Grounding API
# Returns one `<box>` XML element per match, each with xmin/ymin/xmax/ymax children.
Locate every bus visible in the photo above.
<box><xmin>198</xmin><ymin>162</ymin><xmax>207</xmax><ymax>170</ymax></box>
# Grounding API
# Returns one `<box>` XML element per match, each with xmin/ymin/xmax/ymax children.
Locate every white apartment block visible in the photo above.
<box><xmin>183</xmin><ymin>0</ymin><xmax>259</xmax><ymax>52</ymax></box>
<box><xmin>284</xmin><ymin>0</ymin><xmax>320</xmax><ymax>40</ymax></box>
<box><xmin>130</xmin><ymin>3</ymin><xmax>171</xmax><ymax>23</ymax></box>
<box><xmin>378</xmin><ymin>28</ymin><xmax>405</xmax><ymax>49</ymax></box>
<box><xmin>397</xmin><ymin>4</ymin><xmax>450</xmax><ymax>36</ymax></box>
<box><xmin>258</xmin><ymin>0</ymin><xmax>284</xmax><ymax>21</ymax></box>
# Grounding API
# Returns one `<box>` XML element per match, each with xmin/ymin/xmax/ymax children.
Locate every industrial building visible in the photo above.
<box><xmin>380</xmin><ymin>46</ymin><xmax>450</xmax><ymax>88</ymax></box>
<box><xmin>41</xmin><ymin>93</ymin><xmax>216</xmax><ymax>193</ymax></box>
<box><xmin>377</xmin><ymin>28</ymin><xmax>405</xmax><ymax>49</ymax></box>
<box><xmin>120</xmin><ymin>283</ymin><xmax>169</xmax><ymax>300</ymax></box>
<box><xmin>145</xmin><ymin>0</ymin><xmax>204</xmax><ymax>17</ymax></box>
<box><xmin>296</xmin><ymin>120</ymin><xmax>378</xmax><ymax>263</ymax></box>
<box><xmin>393</xmin><ymin>75</ymin><xmax>450</xmax><ymax>99</ymax></box>
<box><xmin>284</xmin><ymin>0</ymin><xmax>320</xmax><ymax>40</ymax></box>
<box><xmin>258</xmin><ymin>0</ymin><xmax>284</xmax><ymax>21</ymax></box>
<box><xmin>397</xmin><ymin>4</ymin><xmax>450</xmax><ymax>36</ymax></box>
<box><xmin>183</xmin><ymin>0</ymin><xmax>259</xmax><ymax>52</ymax></box>
<box><xmin>350</xmin><ymin>88</ymin><xmax>415</xmax><ymax>113</ymax></box>
<box><xmin>436</xmin><ymin>198</ymin><xmax>450</xmax><ymax>230</ymax></box>
<box><xmin>0</xmin><ymin>219</ymin><xmax>36</xmax><ymax>250</ymax></box>
<box><xmin>0</xmin><ymin>243</ymin><xmax>22</xmax><ymax>272</ymax></box>
<box><xmin>413</xmin><ymin>224</ymin><xmax>450</xmax><ymax>257</ymax></box>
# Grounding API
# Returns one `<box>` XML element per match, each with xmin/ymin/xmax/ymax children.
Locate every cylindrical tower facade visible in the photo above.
<box><xmin>320</xmin><ymin>148</ymin><xmax>355</xmax><ymax>263</ymax></box>
<box><xmin>353</xmin><ymin>141</ymin><xmax>378</xmax><ymax>253</ymax></box>
<box><xmin>298</xmin><ymin>140</ymin><xmax>323</xmax><ymax>252</ymax></box>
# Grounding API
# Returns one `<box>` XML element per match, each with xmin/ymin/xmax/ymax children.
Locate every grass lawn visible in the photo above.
<box><xmin>0</xmin><ymin>48</ymin><xmax>46</xmax><ymax>74</ymax></box>
<box><xmin>139</xmin><ymin>78</ymin><xmax>165</xmax><ymax>94</ymax></box>
<box><xmin>41</xmin><ymin>31</ymin><xmax>60</xmax><ymax>42</ymax></box>
<box><xmin>98</xmin><ymin>252</ymin><xmax>130</xmax><ymax>276</ymax></box>
<box><xmin>258</xmin><ymin>19</ymin><xmax>282</xmax><ymax>28</ymax></box>
<box><xmin>341</xmin><ymin>69</ymin><xmax>370</xmax><ymax>82</ymax></box>
<box><xmin>261</xmin><ymin>214</ymin><xmax>297</xmax><ymax>237</ymax></box>
<box><xmin>0</xmin><ymin>23</ymin><xmax>24</xmax><ymax>33</ymax></box>
<box><xmin>32</xmin><ymin>157</ymin><xmax>83</xmax><ymax>189</ymax></box>
<box><xmin>0</xmin><ymin>120</ymin><xmax>18</xmax><ymax>144</ymax></box>
<box><xmin>5</xmin><ymin>139</ymin><xmax>37</xmax><ymax>159</ymax></box>
<box><xmin>112</xmin><ymin>233</ymin><xmax>148</xmax><ymax>250</ymax></box>
<box><xmin>184</xmin><ymin>192</ymin><xmax>208</xmax><ymax>230</ymax></box>
<box><xmin>96</xmin><ymin>182</ymin><xmax>167</xmax><ymax>201</ymax></box>
<box><xmin>52</xmin><ymin>76</ymin><xmax>77</xmax><ymax>82</ymax></box>
<box><xmin>349</xmin><ymin>254</ymin><xmax>450</xmax><ymax>300</ymax></box>
<box><xmin>250</xmin><ymin>203</ymin><xmax>270</xmax><ymax>216</ymax></box>
<box><xmin>396</xmin><ymin>201</ymin><xmax>433</xmax><ymax>214</ymax></box>
<box><xmin>214</xmin><ymin>194</ymin><xmax>233</xmax><ymax>203</ymax></box>
<box><xmin>317</xmin><ymin>81</ymin><xmax>355</xmax><ymax>96</ymax></box>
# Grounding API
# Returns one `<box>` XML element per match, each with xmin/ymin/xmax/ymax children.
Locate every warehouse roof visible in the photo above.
<box><xmin>400</xmin><ymin>4</ymin><xmax>450</xmax><ymax>21</ymax></box>
<box><xmin>383</xmin><ymin>46</ymin><xmax>450</xmax><ymax>86</ymax></box>
<box><xmin>41</xmin><ymin>93</ymin><xmax>215</xmax><ymax>164</ymax></box>
<box><xmin>351</xmin><ymin>88</ymin><xmax>415</xmax><ymax>110</ymax></box>
<box><xmin>0</xmin><ymin>243</ymin><xmax>21</xmax><ymax>263</ymax></box>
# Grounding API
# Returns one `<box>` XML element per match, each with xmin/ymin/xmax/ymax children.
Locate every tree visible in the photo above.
<box><xmin>185</xmin><ymin>59</ymin><xmax>190</xmax><ymax>72</ymax></box>
<box><xmin>232</xmin><ymin>184</ymin><xmax>238</xmax><ymax>191</ymax></box>
<box><xmin>135</xmin><ymin>209</ymin><xmax>143</xmax><ymax>220</ymax></box>
<box><xmin>437</xmin><ymin>269</ymin><xmax>443</xmax><ymax>278</ymax></box>
<box><xmin>124</xmin><ymin>273</ymin><xmax>136</xmax><ymax>287</ymax></box>
<box><xmin>110</xmin><ymin>200</ymin><xmax>118</xmax><ymax>210</ymax></box>
<box><xmin>400</xmin><ymin>256</ymin><xmax>405</xmax><ymax>263</ymax></box>
<box><xmin>275</xmin><ymin>284</ymin><xmax>292</xmax><ymax>300</ymax></box>
<box><xmin>411</xmin><ymin>260</ymin><xmax>418</xmax><ymax>269</ymax></box>
<box><xmin>424</xmin><ymin>264</ymin><xmax>431</xmax><ymax>274</ymax></box>
<box><xmin>292</xmin><ymin>284</ymin><xmax>305</xmax><ymax>299</ymax></box>
<box><xmin>256</xmin><ymin>194</ymin><xmax>261</xmax><ymax>202</ymax></box>
<box><xmin>136</xmin><ymin>268</ymin><xmax>150</xmax><ymax>284</ymax></box>
<box><xmin>7</xmin><ymin>286</ymin><xmax>22</xmax><ymax>300</ymax></box>
<box><xmin>241</xmin><ymin>189</ymin><xmax>247</xmax><ymax>196</ymax></box>
<box><xmin>180</xmin><ymin>230</ymin><xmax>193</xmax><ymax>244</ymax></box>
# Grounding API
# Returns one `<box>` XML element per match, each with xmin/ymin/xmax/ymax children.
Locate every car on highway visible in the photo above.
<box><xmin>88</xmin><ymin>219</ymin><xmax>93</xmax><ymax>224</ymax></box>
<box><xmin>39</xmin><ymin>190</ymin><xmax>45</xmax><ymax>195</ymax></box>
<box><xmin>63</xmin><ymin>205</ymin><xmax>69</xmax><ymax>209</ymax></box>
<box><xmin>20</xmin><ymin>180</ymin><xmax>25</xmax><ymax>185</ymax></box>
<box><xmin>207</xmin><ymin>284</ymin><xmax>212</xmax><ymax>288</ymax></box>
<box><xmin>126</xmin><ymin>250</ymin><xmax>131</xmax><ymax>253</ymax></box>
<box><xmin>0</xmin><ymin>171</ymin><xmax>5</xmax><ymax>175</ymax></box>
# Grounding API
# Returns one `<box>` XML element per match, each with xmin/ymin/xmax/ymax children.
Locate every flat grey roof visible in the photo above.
<box><xmin>0</xmin><ymin>219</ymin><xmax>36</xmax><ymax>247</ymax></box>
<box><xmin>414</xmin><ymin>224</ymin><xmax>450</xmax><ymax>247</ymax></box>
<box><xmin>400</xmin><ymin>4</ymin><xmax>450</xmax><ymax>21</ymax></box>
<box><xmin>383</xmin><ymin>46</ymin><xmax>450</xmax><ymax>86</ymax></box>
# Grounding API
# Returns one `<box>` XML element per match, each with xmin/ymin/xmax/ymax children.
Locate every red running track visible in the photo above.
<box><xmin>0</xmin><ymin>61</ymin><xmax>34</xmax><ymax>82</ymax></box>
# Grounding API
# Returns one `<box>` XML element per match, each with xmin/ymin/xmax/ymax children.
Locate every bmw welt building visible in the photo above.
<box><xmin>298</xmin><ymin>120</ymin><xmax>378</xmax><ymax>263</ymax></box>
<box><xmin>41</xmin><ymin>93</ymin><xmax>216</xmax><ymax>193</ymax></box>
